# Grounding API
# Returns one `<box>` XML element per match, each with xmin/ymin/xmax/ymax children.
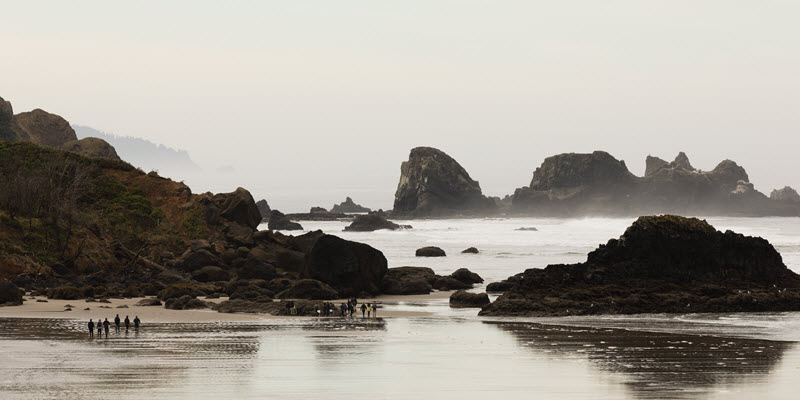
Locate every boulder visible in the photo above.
<box><xmin>256</xmin><ymin>199</ymin><xmax>271</xmax><ymax>221</ymax></box>
<box><xmin>14</xmin><ymin>108</ymin><xmax>77</xmax><ymax>147</ymax></box>
<box><xmin>461</xmin><ymin>247</ymin><xmax>479</xmax><ymax>254</ymax></box>
<box><xmin>213</xmin><ymin>187</ymin><xmax>262</xmax><ymax>229</ymax></box>
<box><xmin>380</xmin><ymin>267</ymin><xmax>437</xmax><ymax>295</ymax></box>
<box><xmin>771</xmin><ymin>187</ymin><xmax>800</xmax><ymax>202</ymax></box>
<box><xmin>433</xmin><ymin>277</ymin><xmax>472</xmax><ymax>291</ymax></box>
<box><xmin>330</xmin><ymin>197</ymin><xmax>371</xmax><ymax>213</ymax></box>
<box><xmin>165</xmin><ymin>295</ymin><xmax>210</xmax><ymax>310</ymax></box>
<box><xmin>135</xmin><ymin>298</ymin><xmax>162</xmax><ymax>306</ymax></box>
<box><xmin>305</xmin><ymin>234</ymin><xmax>388</xmax><ymax>297</ymax></box>
<box><xmin>343</xmin><ymin>213</ymin><xmax>409</xmax><ymax>232</ymax></box>
<box><xmin>224</xmin><ymin>222</ymin><xmax>255</xmax><ymax>246</ymax></box>
<box><xmin>415</xmin><ymin>246</ymin><xmax>446</xmax><ymax>257</ymax></box>
<box><xmin>268</xmin><ymin>210</ymin><xmax>303</xmax><ymax>231</ymax></box>
<box><xmin>0</xmin><ymin>281</ymin><xmax>24</xmax><ymax>305</ymax></box>
<box><xmin>480</xmin><ymin>215</ymin><xmax>800</xmax><ymax>317</ymax></box>
<box><xmin>276</xmin><ymin>279</ymin><xmax>339</xmax><ymax>300</ymax></box>
<box><xmin>392</xmin><ymin>147</ymin><xmax>496</xmax><ymax>217</ymax></box>
<box><xmin>178</xmin><ymin>249</ymin><xmax>221</xmax><ymax>272</ymax></box>
<box><xmin>236</xmin><ymin>258</ymin><xmax>278</xmax><ymax>281</ymax></box>
<box><xmin>158</xmin><ymin>284</ymin><xmax>205</xmax><ymax>301</ymax></box>
<box><xmin>449</xmin><ymin>268</ymin><xmax>483</xmax><ymax>285</ymax></box>
<box><xmin>449</xmin><ymin>290</ymin><xmax>490</xmax><ymax>308</ymax></box>
<box><xmin>191</xmin><ymin>266</ymin><xmax>231</xmax><ymax>283</ymax></box>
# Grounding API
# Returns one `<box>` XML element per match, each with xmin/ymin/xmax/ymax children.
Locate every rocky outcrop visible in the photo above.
<box><xmin>330</xmin><ymin>197</ymin><xmax>371</xmax><ymax>213</ymax></box>
<box><xmin>415</xmin><ymin>246</ymin><xmax>446</xmax><ymax>257</ymax></box>
<box><xmin>0</xmin><ymin>97</ymin><xmax>28</xmax><ymax>142</ymax></box>
<box><xmin>450</xmin><ymin>268</ymin><xmax>483</xmax><ymax>285</ymax></box>
<box><xmin>449</xmin><ymin>290</ymin><xmax>490</xmax><ymax>308</ymax></box>
<box><xmin>480</xmin><ymin>215</ymin><xmax>800</xmax><ymax>317</ymax></box>
<box><xmin>304</xmin><ymin>234</ymin><xmax>388</xmax><ymax>297</ymax></box>
<box><xmin>256</xmin><ymin>199</ymin><xmax>271</xmax><ymax>221</ymax></box>
<box><xmin>285</xmin><ymin>208</ymin><xmax>349</xmax><ymax>221</ymax></box>
<box><xmin>392</xmin><ymin>147</ymin><xmax>496</xmax><ymax>217</ymax></box>
<box><xmin>343</xmin><ymin>213</ymin><xmax>409</xmax><ymax>232</ymax></box>
<box><xmin>15</xmin><ymin>108</ymin><xmax>77</xmax><ymax>148</ymax></box>
<box><xmin>461</xmin><ymin>247</ymin><xmax>479</xmax><ymax>254</ymax></box>
<box><xmin>511</xmin><ymin>151</ymin><xmax>799</xmax><ymax>217</ymax></box>
<box><xmin>276</xmin><ymin>279</ymin><xmax>339</xmax><ymax>300</ymax></box>
<box><xmin>60</xmin><ymin>137</ymin><xmax>120</xmax><ymax>160</ymax></box>
<box><xmin>267</xmin><ymin>210</ymin><xmax>303</xmax><ymax>231</ymax></box>
<box><xmin>380</xmin><ymin>266</ymin><xmax>482</xmax><ymax>294</ymax></box>
<box><xmin>432</xmin><ymin>276</ymin><xmax>471</xmax><ymax>291</ymax></box>
<box><xmin>771</xmin><ymin>187</ymin><xmax>800</xmax><ymax>202</ymax></box>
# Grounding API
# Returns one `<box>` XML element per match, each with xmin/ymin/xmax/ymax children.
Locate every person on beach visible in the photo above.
<box><xmin>361</xmin><ymin>303</ymin><xmax>366</xmax><ymax>318</ymax></box>
<box><xmin>373</xmin><ymin>303</ymin><xmax>378</xmax><ymax>318</ymax></box>
<box><xmin>114</xmin><ymin>314</ymin><xmax>121</xmax><ymax>333</ymax></box>
<box><xmin>97</xmin><ymin>318</ymin><xmax>103</xmax><ymax>337</ymax></box>
<box><xmin>133</xmin><ymin>316</ymin><xmax>140</xmax><ymax>331</ymax></box>
<box><xmin>328</xmin><ymin>303</ymin><xmax>334</xmax><ymax>316</ymax></box>
<box><xmin>88</xmin><ymin>319</ymin><xmax>95</xmax><ymax>338</ymax></box>
<box><xmin>340</xmin><ymin>303</ymin><xmax>346</xmax><ymax>317</ymax></box>
<box><xmin>124</xmin><ymin>316</ymin><xmax>130</xmax><ymax>331</ymax></box>
<box><xmin>314</xmin><ymin>304</ymin><xmax>320</xmax><ymax>316</ymax></box>
<box><xmin>103</xmin><ymin>318</ymin><xmax>110</xmax><ymax>337</ymax></box>
<box><xmin>366</xmin><ymin>303</ymin><xmax>372</xmax><ymax>318</ymax></box>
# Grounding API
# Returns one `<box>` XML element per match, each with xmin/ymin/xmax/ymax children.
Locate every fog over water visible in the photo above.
<box><xmin>2</xmin><ymin>1</ymin><xmax>800</xmax><ymax>211</ymax></box>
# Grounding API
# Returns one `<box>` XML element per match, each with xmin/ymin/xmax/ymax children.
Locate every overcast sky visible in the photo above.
<box><xmin>2</xmin><ymin>1</ymin><xmax>799</xmax><ymax>211</ymax></box>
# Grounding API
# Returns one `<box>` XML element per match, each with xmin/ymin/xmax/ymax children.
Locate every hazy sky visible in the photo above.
<box><xmin>2</xmin><ymin>1</ymin><xmax>799</xmax><ymax>211</ymax></box>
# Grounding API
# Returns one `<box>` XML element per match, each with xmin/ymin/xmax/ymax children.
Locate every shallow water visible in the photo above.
<box><xmin>3</xmin><ymin>217</ymin><xmax>800</xmax><ymax>399</ymax></box>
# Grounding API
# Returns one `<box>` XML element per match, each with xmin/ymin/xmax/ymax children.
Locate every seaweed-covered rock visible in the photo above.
<box><xmin>480</xmin><ymin>215</ymin><xmax>800</xmax><ymax>317</ymax></box>
<box><xmin>449</xmin><ymin>290</ymin><xmax>490</xmax><ymax>308</ymax></box>
<box><xmin>415</xmin><ymin>246</ymin><xmax>446</xmax><ymax>257</ymax></box>
<box><xmin>392</xmin><ymin>147</ymin><xmax>496</xmax><ymax>217</ymax></box>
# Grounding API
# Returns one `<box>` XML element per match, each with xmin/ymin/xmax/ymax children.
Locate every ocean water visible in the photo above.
<box><xmin>2</xmin><ymin>217</ymin><xmax>800</xmax><ymax>399</ymax></box>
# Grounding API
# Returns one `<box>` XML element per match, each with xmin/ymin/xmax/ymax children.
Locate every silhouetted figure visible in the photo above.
<box><xmin>124</xmin><ymin>316</ymin><xmax>130</xmax><ymax>331</ymax></box>
<box><xmin>366</xmin><ymin>303</ymin><xmax>372</xmax><ymax>318</ymax></box>
<box><xmin>133</xmin><ymin>316</ymin><xmax>140</xmax><ymax>331</ymax></box>
<box><xmin>340</xmin><ymin>303</ymin><xmax>346</xmax><ymax>317</ymax></box>
<box><xmin>114</xmin><ymin>314</ymin><xmax>121</xmax><ymax>333</ymax></box>
<box><xmin>361</xmin><ymin>303</ymin><xmax>366</xmax><ymax>318</ymax></box>
<box><xmin>88</xmin><ymin>319</ymin><xmax>95</xmax><ymax>338</ymax></box>
<box><xmin>97</xmin><ymin>318</ymin><xmax>103</xmax><ymax>336</ymax></box>
<box><xmin>102</xmin><ymin>318</ymin><xmax>110</xmax><ymax>337</ymax></box>
<box><xmin>314</xmin><ymin>304</ymin><xmax>320</xmax><ymax>316</ymax></box>
<box><xmin>373</xmin><ymin>303</ymin><xmax>378</xmax><ymax>318</ymax></box>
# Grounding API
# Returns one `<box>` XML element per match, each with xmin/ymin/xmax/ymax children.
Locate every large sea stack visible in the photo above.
<box><xmin>392</xmin><ymin>147</ymin><xmax>495</xmax><ymax>217</ymax></box>
<box><xmin>480</xmin><ymin>215</ymin><xmax>800</xmax><ymax>317</ymax></box>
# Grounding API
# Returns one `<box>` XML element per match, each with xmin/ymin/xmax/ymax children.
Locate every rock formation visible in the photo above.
<box><xmin>461</xmin><ymin>247</ymin><xmax>479</xmax><ymax>254</ymax></box>
<box><xmin>771</xmin><ymin>187</ymin><xmax>800</xmax><ymax>202</ymax></box>
<box><xmin>0</xmin><ymin>281</ymin><xmax>24</xmax><ymax>305</ymax></box>
<box><xmin>285</xmin><ymin>207</ymin><xmax>349</xmax><ymax>221</ymax></box>
<box><xmin>304</xmin><ymin>234</ymin><xmax>388</xmax><ymax>297</ymax></box>
<box><xmin>330</xmin><ymin>197</ymin><xmax>371</xmax><ymax>213</ymax></box>
<box><xmin>415</xmin><ymin>246</ymin><xmax>446</xmax><ymax>257</ymax></box>
<box><xmin>380</xmin><ymin>266</ymin><xmax>483</xmax><ymax>295</ymax></box>
<box><xmin>511</xmin><ymin>151</ymin><xmax>800</xmax><ymax>217</ymax></box>
<box><xmin>0</xmin><ymin>95</ymin><xmax>120</xmax><ymax>160</ymax></box>
<box><xmin>343</xmin><ymin>213</ymin><xmax>410</xmax><ymax>232</ymax></box>
<box><xmin>267</xmin><ymin>210</ymin><xmax>303</xmax><ymax>231</ymax></box>
<box><xmin>255</xmin><ymin>199</ymin><xmax>271</xmax><ymax>221</ymax></box>
<box><xmin>392</xmin><ymin>147</ymin><xmax>496</xmax><ymax>217</ymax></box>
<box><xmin>480</xmin><ymin>215</ymin><xmax>800</xmax><ymax>317</ymax></box>
<box><xmin>449</xmin><ymin>290</ymin><xmax>490</xmax><ymax>308</ymax></box>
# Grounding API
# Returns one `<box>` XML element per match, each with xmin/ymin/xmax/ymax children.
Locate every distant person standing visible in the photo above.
<box><xmin>314</xmin><ymin>304</ymin><xmax>321</xmax><ymax>317</ymax></box>
<box><xmin>88</xmin><ymin>319</ymin><xmax>95</xmax><ymax>338</ymax></box>
<box><xmin>361</xmin><ymin>303</ymin><xmax>366</xmax><ymax>318</ymax></box>
<box><xmin>373</xmin><ymin>303</ymin><xmax>378</xmax><ymax>318</ymax></box>
<box><xmin>102</xmin><ymin>318</ymin><xmax>110</xmax><ymax>337</ymax></box>
<box><xmin>340</xmin><ymin>303</ymin><xmax>346</xmax><ymax>317</ymax></box>
<box><xmin>124</xmin><ymin>316</ymin><xmax>130</xmax><ymax>332</ymax></box>
<box><xmin>366</xmin><ymin>303</ymin><xmax>372</xmax><ymax>318</ymax></box>
<box><xmin>133</xmin><ymin>316</ymin><xmax>141</xmax><ymax>331</ymax></box>
<box><xmin>97</xmin><ymin>318</ymin><xmax>103</xmax><ymax>337</ymax></box>
<box><xmin>114</xmin><ymin>314</ymin><xmax>121</xmax><ymax>333</ymax></box>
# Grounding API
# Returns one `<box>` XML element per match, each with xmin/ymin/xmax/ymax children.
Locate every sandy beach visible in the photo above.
<box><xmin>0</xmin><ymin>292</ymin><xmax>447</xmax><ymax>323</ymax></box>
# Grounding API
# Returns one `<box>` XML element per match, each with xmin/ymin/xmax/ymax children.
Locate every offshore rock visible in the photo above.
<box><xmin>330</xmin><ymin>197</ymin><xmax>371</xmax><ymax>213</ymax></box>
<box><xmin>343</xmin><ymin>213</ymin><xmax>409</xmax><ymax>232</ymax></box>
<box><xmin>268</xmin><ymin>210</ymin><xmax>303</xmax><ymax>231</ymax></box>
<box><xmin>380</xmin><ymin>267</ymin><xmax>437</xmax><ymax>295</ymax></box>
<box><xmin>255</xmin><ymin>199</ymin><xmax>271</xmax><ymax>221</ymax></box>
<box><xmin>393</xmin><ymin>147</ymin><xmax>496</xmax><ymax>217</ymax></box>
<box><xmin>449</xmin><ymin>290</ymin><xmax>490</xmax><ymax>308</ymax></box>
<box><xmin>415</xmin><ymin>246</ymin><xmax>446</xmax><ymax>257</ymax></box>
<box><xmin>771</xmin><ymin>187</ymin><xmax>800</xmax><ymax>202</ymax></box>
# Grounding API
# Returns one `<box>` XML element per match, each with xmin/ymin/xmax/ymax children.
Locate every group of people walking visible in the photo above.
<box><xmin>313</xmin><ymin>298</ymin><xmax>380</xmax><ymax>319</ymax></box>
<box><xmin>87</xmin><ymin>314</ymin><xmax>140</xmax><ymax>338</ymax></box>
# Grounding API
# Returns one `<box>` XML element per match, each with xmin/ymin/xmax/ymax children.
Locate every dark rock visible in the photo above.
<box><xmin>236</xmin><ymin>258</ymin><xmax>277</xmax><ymax>281</ymax></box>
<box><xmin>449</xmin><ymin>290</ymin><xmax>490</xmax><ymax>308</ymax></box>
<box><xmin>515</xmin><ymin>227</ymin><xmax>538</xmax><ymax>231</ymax></box>
<box><xmin>480</xmin><ymin>215</ymin><xmax>800</xmax><ymax>317</ymax></box>
<box><xmin>461</xmin><ymin>247</ymin><xmax>479</xmax><ymax>254</ymax></box>
<box><xmin>135</xmin><ymin>298</ymin><xmax>162</xmax><ymax>306</ymax></box>
<box><xmin>0</xmin><ymin>281</ymin><xmax>24</xmax><ymax>305</ymax></box>
<box><xmin>268</xmin><ymin>210</ymin><xmax>304</xmax><ymax>231</ymax></box>
<box><xmin>285</xmin><ymin>208</ymin><xmax>350</xmax><ymax>221</ymax></box>
<box><xmin>224</xmin><ymin>222</ymin><xmax>255</xmax><ymax>246</ymax></box>
<box><xmin>192</xmin><ymin>266</ymin><xmax>231</xmax><ymax>283</ymax></box>
<box><xmin>178</xmin><ymin>249</ymin><xmax>221</xmax><ymax>272</ymax></box>
<box><xmin>672</xmin><ymin>151</ymin><xmax>695</xmax><ymax>171</ymax></box>
<box><xmin>213</xmin><ymin>187</ymin><xmax>262</xmax><ymax>230</ymax></box>
<box><xmin>158</xmin><ymin>284</ymin><xmax>205</xmax><ymax>301</ymax></box>
<box><xmin>331</xmin><ymin>197</ymin><xmax>371</xmax><ymax>213</ymax></box>
<box><xmin>392</xmin><ymin>147</ymin><xmax>496</xmax><ymax>217</ymax></box>
<box><xmin>60</xmin><ymin>137</ymin><xmax>120</xmax><ymax>160</ymax></box>
<box><xmin>190</xmin><ymin>240</ymin><xmax>212</xmax><ymax>252</ymax></box>
<box><xmin>343</xmin><ymin>213</ymin><xmax>409</xmax><ymax>232</ymax></box>
<box><xmin>415</xmin><ymin>246</ymin><xmax>446</xmax><ymax>257</ymax></box>
<box><xmin>305</xmin><ymin>234</ymin><xmax>388</xmax><ymax>297</ymax></box>
<box><xmin>116</xmin><ymin>305</ymin><xmax>128</xmax><ymax>309</ymax></box>
<box><xmin>48</xmin><ymin>286</ymin><xmax>82</xmax><ymax>300</ymax></box>
<box><xmin>276</xmin><ymin>279</ymin><xmax>339</xmax><ymax>300</ymax></box>
<box><xmin>165</xmin><ymin>295</ymin><xmax>210</xmax><ymax>310</ymax></box>
<box><xmin>450</xmin><ymin>268</ymin><xmax>483</xmax><ymax>284</ymax></box>
<box><xmin>771</xmin><ymin>187</ymin><xmax>800</xmax><ymax>202</ymax></box>
<box><xmin>380</xmin><ymin>267</ymin><xmax>437</xmax><ymax>295</ymax></box>
<box><xmin>644</xmin><ymin>155</ymin><xmax>669</xmax><ymax>177</ymax></box>
<box><xmin>433</xmin><ymin>277</ymin><xmax>472</xmax><ymax>291</ymax></box>
<box><xmin>15</xmin><ymin>108</ymin><xmax>77</xmax><ymax>147</ymax></box>
<box><xmin>228</xmin><ymin>281</ymin><xmax>274</xmax><ymax>302</ymax></box>
<box><xmin>213</xmin><ymin>299</ymin><xmax>318</xmax><ymax>316</ymax></box>
<box><xmin>256</xmin><ymin>199</ymin><xmax>272</xmax><ymax>221</ymax></box>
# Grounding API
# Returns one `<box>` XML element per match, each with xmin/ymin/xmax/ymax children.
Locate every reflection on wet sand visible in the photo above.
<box><xmin>489</xmin><ymin>321</ymin><xmax>795</xmax><ymax>399</ymax></box>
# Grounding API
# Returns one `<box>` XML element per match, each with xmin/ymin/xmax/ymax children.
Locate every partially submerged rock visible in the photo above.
<box><xmin>267</xmin><ymin>210</ymin><xmax>303</xmax><ymax>231</ymax></box>
<box><xmin>449</xmin><ymin>290</ymin><xmax>490</xmax><ymax>308</ymax></box>
<box><xmin>415</xmin><ymin>246</ymin><xmax>446</xmax><ymax>257</ymax></box>
<box><xmin>343</xmin><ymin>213</ymin><xmax>409</xmax><ymax>232</ymax></box>
<box><xmin>330</xmin><ymin>197</ymin><xmax>371</xmax><ymax>213</ymax></box>
<box><xmin>380</xmin><ymin>267</ymin><xmax>436</xmax><ymax>295</ymax></box>
<box><xmin>461</xmin><ymin>247</ymin><xmax>479</xmax><ymax>254</ymax></box>
<box><xmin>480</xmin><ymin>215</ymin><xmax>800</xmax><ymax>317</ymax></box>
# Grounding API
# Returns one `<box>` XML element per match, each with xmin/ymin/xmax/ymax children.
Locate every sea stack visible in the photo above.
<box><xmin>392</xmin><ymin>147</ymin><xmax>495</xmax><ymax>217</ymax></box>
